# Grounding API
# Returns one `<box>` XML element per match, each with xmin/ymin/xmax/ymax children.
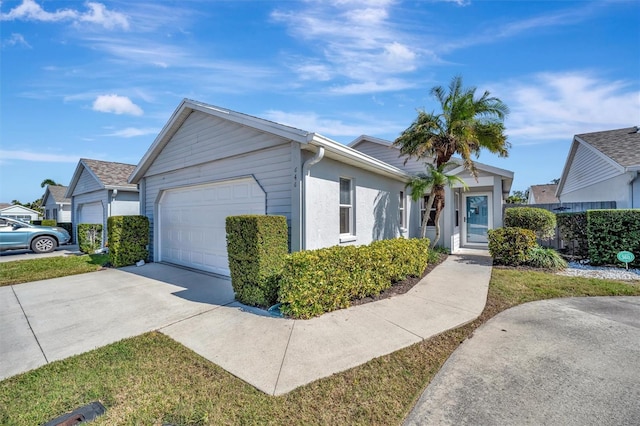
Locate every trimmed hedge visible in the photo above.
<box><xmin>556</xmin><ymin>212</ymin><xmax>588</xmax><ymax>258</ymax></box>
<box><xmin>107</xmin><ymin>215</ymin><xmax>149</xmax><ymax>267</ymax></box>
<box><xmin>488</xmin><ymin>227</ymin><xmax>537</xmax><ymax>266</ymax></box>
<box><xmin>41</xmin><ymin>219</ymin><xmax>57</xmax><ymax>226</ymax></box>
<box><xmin>77</xmin><ymin>223</ymin><xmax>103</xmax><ymax>254</ymax></box>
<box><xmin>587</xmin><ymin>209</ymin><xmax>640</xmax><ymax>267</ymax></box>
<box><xmin>278</xmin><ymin>238</ymin><xmax>430</xmax><ymax>319</ymax></box>
<box><xmin>226</xmin><ymin>215</ymin><xmax>289</xmax><ymax>307</ymax></box>
<box><xmin>504</xmin><ymin>207</ymin><xmax>556</xmax><ymax>240</ymax></box>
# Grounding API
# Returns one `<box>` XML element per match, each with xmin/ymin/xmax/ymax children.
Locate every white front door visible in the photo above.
<box><xmin>157</xmin><ymin>177</ymin><xmax>266</xmax><ymax>276</ymax></box>
<box><xmin>462</xmin><ymin>193</ymin><xmax>492</xmax><ymax>246</ymax></box>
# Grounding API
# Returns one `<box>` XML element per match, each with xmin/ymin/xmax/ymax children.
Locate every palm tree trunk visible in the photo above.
<box><xmin>421</xmin><ymin>188</ymin><xmax>437</xmax><ymax>239</ymax></box>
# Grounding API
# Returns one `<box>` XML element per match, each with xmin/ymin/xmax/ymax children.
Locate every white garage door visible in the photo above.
<box><xmin>158</xmin><ymin>177</ymin><xmax>266</xmax><ymax>276</ymax></box>
<box><xmin>78</xmin><ymin>202</ymin><xmax>103</xmax><ymax>224</ymax></box>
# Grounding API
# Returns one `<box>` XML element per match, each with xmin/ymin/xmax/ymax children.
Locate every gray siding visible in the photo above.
<box><xmin>562</xmin><ymin>143</ymin><xmax>621</xmax><ymax>194</ymax></box>
<box><xmin>353</xmin><ymin>141</ymin><xmax>427</xmax><ymax>174</ymax></box>
<box><xmin>141</xmin><ymin>112</ymin><xmax>294</xmax><ymax>259</ymax></box>
<box><xmin>73</xmin><ymin>168</ymin><xmax>102</xmax><ymax>195</ymax></box>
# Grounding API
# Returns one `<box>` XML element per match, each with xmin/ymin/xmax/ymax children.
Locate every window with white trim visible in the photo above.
<box><xmin>399</xmin><ymin>191</ymin><xmax>406</xmax><ymax>228</ymax></box>
<box><xmin>339</xmin><ymin>178</ymin><xmax>353</xmax><ymax>235</ymax></box>
<box><xmin>420</xmin><ymin>195</ymin><xmax>436</xmax><ymax>227</ymax></box>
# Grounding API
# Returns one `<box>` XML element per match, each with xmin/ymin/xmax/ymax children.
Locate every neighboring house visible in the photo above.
<box><xmin>0</xmin><ymin>204</ymin><xmax>42</xmax><ymax>222</ymax></box>
<box><xmin>527</xmin><ymin>184</ymin><xmax>559</xmax><ymax>204</ymax></box>
<box><xmin>66</xmin><ymin>158</ymin><xmax>139</xmax><ymax>245</ymax></box>
<box><xmin>41</xmin><ymin>185</ymin><xmax>71</xmax><ymax>222</ymax></box>
<box><xmin>130</xmin><ymin>99</ymin><xmax>514</xmax><ymax>277</ymax></box>
<box><xmin>556</xmin><ymin>127</ymin><xmax>640</xmax><ymax>208</ymax></box>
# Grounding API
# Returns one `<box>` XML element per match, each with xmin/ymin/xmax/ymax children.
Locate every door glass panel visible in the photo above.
<box><xmin>466</xmin><ymin>195</ymin><xmax>489</xmax><ymax>243</ymax></box>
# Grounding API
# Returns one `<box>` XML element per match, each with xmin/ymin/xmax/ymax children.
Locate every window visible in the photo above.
<box><xmin>455</xmin><ymin>192</ymin><xmax>460</xmax><ymax>228</ymax></box>
<box><xmin>420</xmin><ymin>195</ymin><xmax>436</xmax><ymax>227</ymax></box>
<box><xmin>339</xmin><ymin>178</ymin><xmax>353</xmax><ymax>234</ymax></box>
<box><xmin>399</xmin><ymin>191</ymin><xmax>405</xmax><ymax>228</ymax></box>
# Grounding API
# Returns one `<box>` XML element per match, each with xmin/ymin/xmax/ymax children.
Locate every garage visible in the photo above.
<box><xmin>157</xmin><ymin>177</ymin><xmax>266</xmax><ymax>276</ymax></box>
<box><xmin>77</xmin><ymin>202</ymin><xmax>103</xmax><ymax>225</ymax></box>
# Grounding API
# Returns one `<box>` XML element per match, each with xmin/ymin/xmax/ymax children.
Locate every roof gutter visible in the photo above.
<box><xmin>301</xmin><ymin>146</ymin><xmax>325</xmax><ymax>250</ymax></box>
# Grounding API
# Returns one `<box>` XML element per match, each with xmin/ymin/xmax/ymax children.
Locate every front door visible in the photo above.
<box><xmin>463</xmin><ymin>193</ymin><xmax>491</xmax><ymax>245</ymax></box>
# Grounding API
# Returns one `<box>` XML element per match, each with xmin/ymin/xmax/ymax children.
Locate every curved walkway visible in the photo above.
<box><xmin>404</xmin><ymin>297</ymin><xmax>640</xmax><ymax>426</ymax></box>
<box><xmin>0</xmin><ymin>251</ymin><xmax>491</xmax><ymax>395</ymax></box>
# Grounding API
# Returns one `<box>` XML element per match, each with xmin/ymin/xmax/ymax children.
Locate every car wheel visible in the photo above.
<box><xmin>31</xmin><ymin>236</ymin><xmax>57</xmax><ymax>253</ymax></box>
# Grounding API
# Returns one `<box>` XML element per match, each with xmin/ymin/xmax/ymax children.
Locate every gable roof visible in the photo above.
<box><xmin>130</xmin><ymin>99</ymin><xmax>411</xmax><ymax>184</ymax></box>
<box><xmin>556</xmin><ymin>127</ymin><xmax>640</xmax><ymax>196</ymax></box>
<box><xmin>576</xmin><ymin>127</ymin><xmax>640</xmax><ymax>168</ymax></box>
<box><xmin>42</xmin><ymin>185</ymin><xmax>70</xmax><ymax>205</ymax></box>
<box><xmin>350</xmin><ymin>135</ymin><xmax>515</xmax><ymax>179</ymax></box>
<box><xmin>67</xmin><ymin>158</ymin><xmax>138</xmax><ymax>197</ymax></box>
<box><xmin>1</xmin><ymin>204</ymin><xmax>41</xmax><ymax>215</ymax></box>
<box><xmin>529</xmin><ymin>184</ymin><xmax>559</xmax><ymax>204</ymax></box>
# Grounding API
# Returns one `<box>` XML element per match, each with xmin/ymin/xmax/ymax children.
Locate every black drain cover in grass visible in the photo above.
<box><xmin>42</xmin><ymin>401</ymin><xmax>106</xmax><ymax>426</ymax></box>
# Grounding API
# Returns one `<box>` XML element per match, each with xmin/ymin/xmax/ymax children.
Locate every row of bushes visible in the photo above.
<box><xmin>489</xmin><ymin>207</ymin><xmax>567</xmax><ymax>269</ymax></box>
<box><xmin>278</xmin><ymin>238</ymin><xmax>430</xmax><ymax>319</ymax></box>
<box><xmin>557</xmin><ymin>210</ymin><xmax>640</xmax><ymax>267</ymax></box>
<box><xmin>226</xmin><ymin>215</ymin><xmax>431</xmax><ymax>319</ymax></box>
<box><xmin>77</xmin><ymin>216</ymin><xmax>149</xmax><ymax>268</ymax></box>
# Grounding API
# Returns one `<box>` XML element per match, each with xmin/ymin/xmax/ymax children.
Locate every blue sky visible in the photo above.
<box><xmin>1</xmin><ymin>0</ymin><xmax>639</xmax><ymax>203</ymax></box>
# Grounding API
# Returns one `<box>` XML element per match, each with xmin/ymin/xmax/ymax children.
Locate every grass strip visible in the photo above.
<box><xmin>0</xmin><ymin>269</ymin><xmax>638</xmax><ymax>425</ymax></box>
<box><xmin>0</xmin><ymin>254</ymin><xmax>109</xmax><ymax>286</ymax></box>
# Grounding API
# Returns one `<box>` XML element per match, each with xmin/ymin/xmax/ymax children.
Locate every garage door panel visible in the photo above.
<box><xmin>158</xmin><ymin>178</ymin><xmax>266</xmax><ymax>276</ymax></box>
<box><xmin>78</xmin><ymin>202</ymin><xmax>103</xmax><ymax>224</ymax></box>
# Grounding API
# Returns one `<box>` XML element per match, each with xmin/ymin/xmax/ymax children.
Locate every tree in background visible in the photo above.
<box><xmin>40</xmin><ymin>178</ymin><xmax>60</xmax><ymax>188</ymax></box>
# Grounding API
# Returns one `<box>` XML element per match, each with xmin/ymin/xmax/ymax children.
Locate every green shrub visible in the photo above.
<box><xmin>57</xmin><ymin>222</ymin><xmax>73</xmax><ymax>243</ymax></box>
<box><xmin>504</xmin><ymin>207</ymin><xmax>556</xmax><ymax>240</ymax></box>
<box><xmin>77</xmin><ymin>223</ymin><xmax>103</xmax><ymax>254</ymax></box>
<box><xmin>587</xmin><ymin>209</ymin><xmax>640</xmax><ymax>267</ymax></box>
<box><xmin>556</xmin><ymin>212</ymin><xmax>588</xmax><ymax>258</ymax></box>
<box><xmin>41</xmin><ymin>219</ymin><xmax>57</xmax><ymax>226</ymax></box>
<box><xmin>107</xmin><ymin>216</ymin><xmax>149</xmax><ymax>267</ymax></box>
<box><xmin>526</xmin><ymin>247</ymin><xmax>567</xmax><ymax>270</ymax></box>
<box><xmin>226</xmin><ymin>215</ymin><xmax>289</xmax><ymax>308</ymax></box>
<box><xmin>488</xmin><ymin>227</ymin><xmax>537</xmax><ymax>266</ymax></box>
<box><xmin>278</xmin><ymin>238</ymin><xmax>430</xmax><ymax>319</ymax></box>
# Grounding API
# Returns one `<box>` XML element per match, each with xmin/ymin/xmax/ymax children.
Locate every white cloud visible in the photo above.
<box><xmin>3</xmin><ymin>33</ymin><xmax>31</xmax><ymax>48</ymax></box>
<box><xmin>104</xmin><ymin>127</ymin><xmax>157</xmax><ymax>138</ymax></box>
<box><xmin>493</xmin><ymin>72</ymin><xmax>640</xmax><ymax>144</ymax></box>
<box><xmin>330</xmin><ymin>78</ymin><xmax>415</xmax><ymax>95</ymax></box>
<box><xmin>92</xmin><ymin>94</ymin><xmax>143</xmax><ymax>116</ymax></box>
<box><xmin>0</xmin><ymin>0</ymin><xmax>129</xmax><ymax>30</ymax></box>
<box><xmin>0</xmin><ymin>150</ymin><xmax>78</xmax><ymax>163</ymax></box>
<box><xmin>271</xmin><ymin>1</ymin><xmax>422</xmax><ymax>93</ymax></box>
<box><xmin>262</xmin><ymin>110</ymin><xmax>402</xmax><ymax>139</ymax></box>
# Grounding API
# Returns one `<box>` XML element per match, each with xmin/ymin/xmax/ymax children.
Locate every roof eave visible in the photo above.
<box><xmin>309</xmin><ymin>134</ymin><xmax>411</xmax><ymax>181</ymax></box>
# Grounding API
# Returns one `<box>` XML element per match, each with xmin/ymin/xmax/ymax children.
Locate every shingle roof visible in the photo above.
<box><xmin>82</xmin><ymin>159</ymin><xmax>137</xmax><ymax>189</ymax></box>
<box><xmin>576</xmin><ymin>127</ymin><xmax>640</xmax><ymax>167</ymax></box>
<box><xmin>47</xmin><ymin>185</ymin><xmax>70</xmax><ymax>203</ymax></box>
<box><xmin>529</xmin><ymin>184</ymin><xmax>559</xmax><ymax>204</ymax></box>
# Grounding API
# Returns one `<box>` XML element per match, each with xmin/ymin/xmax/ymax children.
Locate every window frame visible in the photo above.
<box><xmin>399</xmin><ymin>190</ymin><xmax>406</xmax><ymax>229</ymax></box>
<box><xmin>420</xmin><ymin>195</ymin><xmax>437</xmax><ymax>227</ymax></box>
<box><xmin>339</xmin><ymin>177</ymin><xmax>354</xmax><ymax>236</ymax></box>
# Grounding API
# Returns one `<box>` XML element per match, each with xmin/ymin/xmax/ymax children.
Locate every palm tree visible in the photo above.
<box><xmin>394</xmin><ymin>75</ymin><xmax>510</xmax><ymax>244</ymax></box>
<box><xmin>408</xmin><ymin>163</ymin><xmax>468</xmax><ymax>247</ymax></box>
<box><xmin>40</xmin><ymin>178</ymin><xmax>60</xmax><ymax>188</ymax></box>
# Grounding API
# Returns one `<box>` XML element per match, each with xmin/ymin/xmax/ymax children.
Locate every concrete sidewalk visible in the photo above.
<box><xmin>0</xmin><ymin>251</ymin><xmax>491</xmax><ymax>395</ymax></box>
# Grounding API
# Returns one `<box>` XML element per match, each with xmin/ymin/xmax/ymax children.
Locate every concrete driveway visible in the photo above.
<box><xmin>404</xmin><ymin>297</ymin><xmax>640</xmax><ymax>426</ymax></box>
<box><xmin>0</xmin><ymin>244</ymin><xmax>81</xmax><ymax>262</ymax></box>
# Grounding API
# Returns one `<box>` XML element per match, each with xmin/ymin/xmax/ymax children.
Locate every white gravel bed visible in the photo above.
<box><xmin>556</xmin><ymin>262</ymin><xmax>640</xmax><ymax>282</ymax></box>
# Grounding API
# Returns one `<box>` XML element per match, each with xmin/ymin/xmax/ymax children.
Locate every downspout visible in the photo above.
<box><xmin>301</xmin><ymin>146</ymin><xmax>325</xmax><ymax>250</ymax></box>
<box><xmin>630</xmin><ymin>171</ymin><xmax>639</xmax><ymax>208</ymax></box>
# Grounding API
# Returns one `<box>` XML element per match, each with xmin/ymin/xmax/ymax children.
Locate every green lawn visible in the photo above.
<box><xmin>0</xmin><ymin>254</ymin><xmax>109</xmax><ymax>286</ymax></box>
<box><xmin>0</xmin><ymin>268</ymin><xmax>638</xmax><ymax>425</ymax></box>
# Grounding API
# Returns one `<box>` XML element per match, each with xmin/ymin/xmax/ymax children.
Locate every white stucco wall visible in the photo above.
<box><xmin>559</xmin><ymin>173</ymin><xmax>631</xmax><ymax>207</ymax></box>
<box><xmin>303</xmin><ymin>156</ymin><xmax>409</xmax><ymax>250</ymax></box>
<box><xmin>109</xmin><ymin>190</ymin><xmax>140</xmax><ymax>216</ymax></box>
